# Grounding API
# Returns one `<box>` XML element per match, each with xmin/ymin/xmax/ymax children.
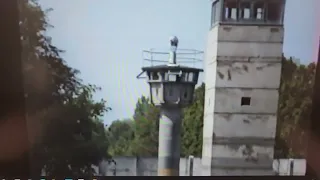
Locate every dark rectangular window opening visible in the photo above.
<box><xmin>267</xmin><ymin>2</ymin><xmax>282</xmax><ymax>23</ymax></box>
<box><xmin>253</xmin><ymin>2</ymin><xmax>265</xmax><ymax>20</ymax></box>
<box><xmin>152</xmin><ymin>72</ymin><xmax>159</xmax><ymax>80</ymax></box>
<box><xmin>224</xmin><ymin>0</ymin><xmax>238</xmax><ymax>20</ymax></box>
<box><xmin>211</xmin><ymin>0</ymin><xmax>222</xmax><ymax>26</ymax></box>
<box><xmin>239</xmin><ymin>1</ymin><xmax>251</xmax><ymax>19</ymax></box>
<box><xmin>241</xmin><ymin>97</ymin><xmax>251</xmax><ymax>106</ymax></box>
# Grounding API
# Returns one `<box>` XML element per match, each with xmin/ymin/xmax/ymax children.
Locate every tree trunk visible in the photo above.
<box><xmin>0</xmin><ymin>0</ymin><xmax>30</xmax><ymax>176</ymax></box>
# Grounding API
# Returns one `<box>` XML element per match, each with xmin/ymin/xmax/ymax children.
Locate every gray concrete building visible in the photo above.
<box><xmin>201</xmin><ymin>0</ymin><xmax>286</xmax><ymax>175</ymax></box>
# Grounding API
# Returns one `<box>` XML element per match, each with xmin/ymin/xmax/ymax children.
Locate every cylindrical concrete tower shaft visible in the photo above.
<box><xmin>158</xmin><ymin>107</ymin><xmax>182</xmax><ymax>176</ymax></box>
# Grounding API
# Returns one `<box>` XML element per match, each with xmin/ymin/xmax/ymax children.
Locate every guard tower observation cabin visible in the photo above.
<box><xmin>139</xmin><ymin>37</ymin><xmax>203</xmax><ymax>109</ymax></box>
<box><xmin>211</xmin><ymin>0</ymin><xmax>285</xmax><ymax>27</ymax></box>
<box><xmin>142</xmin><ymin>65</ymin><xmax>202</xmax><ymax>108</ymax></box>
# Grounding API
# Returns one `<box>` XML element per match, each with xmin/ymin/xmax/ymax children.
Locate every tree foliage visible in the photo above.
<box><xmin>275</xmin><ymin>57</ymin><xmax>316</xmax><ymax>158</ymax></box>
<box><xmin>181</xmin><ymin>83</ymin><xmax>205</xmax><ymax>157</ymax></box>
<box><xmin>130</xmin><ymin>96</ymin><xmax>160</xmax><ymax>156</ymax></box>
<box><xmin>107</xmin><ymin>96</ymin><xmax>159</xmax><ymax>156</ymax></box>
<box><xmin>19</xmin><ymin>0</ymin><xmax>111</xmax><ymax>176</ymax></box>
<box><xmin>33</xmin><ymin>85</ymin><xmax>111</xmax><ymax>176</ymax></box>
<box><xmin>106</xmin><ymin>119</ymin><xmax>135</xmax><ymax>156</ymax></box>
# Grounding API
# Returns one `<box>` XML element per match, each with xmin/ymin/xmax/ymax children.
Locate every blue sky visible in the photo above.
<box><xmin>39</xmin><ymin>0</ymin><xmax>319</xmax><ymax>125</ymax></box>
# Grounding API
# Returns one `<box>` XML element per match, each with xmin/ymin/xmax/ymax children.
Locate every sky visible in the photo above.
<box><xmin>39</xmin><ymin>0</ymin><xmax>319</xmax><ymax>125</ymax></box>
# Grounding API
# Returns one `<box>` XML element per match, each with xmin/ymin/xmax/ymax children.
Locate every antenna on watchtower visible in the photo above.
<box><xmin>168</xmin><ymin>36</ymin><xmax>179</xmax><ymax>66</ymax></box>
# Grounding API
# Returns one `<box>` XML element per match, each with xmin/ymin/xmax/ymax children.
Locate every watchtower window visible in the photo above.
<box><xmin>211</xmin><ymin>0</ymin><xmax>222</xmax><ymax>26</ymax></box>
<box><xmin>168</xmin><ymin>74</ymin><xmax>177</xmax><ymax>81</ymax></box>
<box><xmin>239</xmin><ymin>1</ymin><xmax>251</xmax><ymax>19</ymax></box>
<box><xmin>254</xmin><ymin>2</ymin><xmax>265</xmax><ymax>20</ymax></box>
<box><xmin>221</xmin><ymin>0</ymin><xmax>284</xmax><ymax>24</ymax></box>
<box><xmin>188</xmin><ymin>72</ymin><xmax>194</xmax><ymax>82</ymax></box>
<box><xmin>224</xmin><ymin>0</ymin><xmax>238</xmax><ymax>20</ymax></box>
<box><xmin>152</xmin><ymin>72</ymin><xmax>159</xmax><ymax>80</ymax></box>
<box><xmin>267</xmin><ymin>2</ymin><xmax>282</xmax><ymax>23</ymax></box>
<box><xmin>241</xmin><ymin>97</ymin><xmax>251</xmax><ymax>106</ymax></box>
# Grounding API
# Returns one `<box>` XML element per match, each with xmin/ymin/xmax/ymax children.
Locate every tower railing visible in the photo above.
<box><xmin>142</xmin><ymin>48</ymin><xmax>204</xmax><ymax>68</ymax></box>
<box><xmin>137</xmin><ymin>48</ymin><xmax>204</xmax><ymax>79</ymax></box>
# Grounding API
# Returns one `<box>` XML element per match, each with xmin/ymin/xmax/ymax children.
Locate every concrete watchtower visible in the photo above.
<box><xmin>138</xmin><ymin>36</ymin><xmax>203</xmax><ymax>176</ymax></box>
<box><xmin>202</xmin><ymin>0</ymin><xmax>286</xmax><ymax>176</ymax></box>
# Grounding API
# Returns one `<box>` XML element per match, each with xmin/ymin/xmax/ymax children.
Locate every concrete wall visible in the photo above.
<box><xmin>215</xmin><ymin>26</ymin><xmax>284</xmax><ymax>57</ymax></box>
<box><xmin>215</xmin><ymin>61</ymin><xmax>282</xmax><ymax>88</ymax></box>
<box><xmin>96</xmin><ymin>157</ymin><xmax>306</xmax><ymax>176</ymax></box>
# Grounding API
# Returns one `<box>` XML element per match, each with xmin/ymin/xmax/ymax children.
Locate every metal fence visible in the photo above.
<box><xmin>141</xmin><ymin>48</ymin><xmax>204</xmax><ymax>68</ymax></box>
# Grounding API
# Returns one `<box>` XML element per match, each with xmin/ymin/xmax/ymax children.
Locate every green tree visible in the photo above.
<box><xmin>131</xmin><ymin>96</ymin><xmax>160</xmax><ymax>156</ymax></box>
<box><xmin>275</xmin><ymin>57</ymin><xmax>316</xmax><ymax>158</ymax></box>
<box><xmin>19</xmin><ymin>0</ymin><xmax>111</xmax><ymax>176</ymax></box>
<box><xmin>107</xmin><ymin>119</ymin><xmax>135</xmax><ymax>156</ymax></box>
<box><xmin>33</xmin><ymin>85</ymin><xmax>111</xmax><ymax>176</ymax></box>
<box><xmin>181</xmin><ymin>83</ymin><xmax>205</xmax><ymax>157</ymax></box>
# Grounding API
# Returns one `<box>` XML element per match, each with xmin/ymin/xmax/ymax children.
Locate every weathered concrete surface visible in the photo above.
<box><xmin>215</xmin><ymin>61</ymin><xmax>282</xmax><ymax>88</ymax></box>
<box><xmin>100</xmin><ymin>157</ymin><xmax>137</xmax><ymax>176</ymax></box>
<box><xmin>208</xmin><ymin>26</ymin><xmax>284</xmax><ymax>57</ymax></box>
<box><xmin>273</xmin><ymin>159</ymin><xmax>306</xmax><ymax>176</ymax></box>
<box><xmin>213</xmin><ymin>88</ymin><xmax>279</xmax><ymax>113</ymax></box>
<box><xmin>202</xmin><ymin>23</ymin><xmax>284</xmax><ymax>175</ymax></box>
<box><xmin>216</xmin><ymin>26</ymin><xmax>284</xmax><ymax>43</ymax></box>
<box><xmin>158</xmin><ymin>107</ymin><xmax>182</xmax><ymax>176</ymax></box>
<box><xmin>217</xmin><ymin>42</ymin><xmax>283</xmax><ymax>57</ymax></box>
<box><xmin>95</xmin><ymin>157</ymin><xmax>306</xmax><ymax>176</ymax></box>
<box><xmin>205</xmin><ymin>26</ymin><xmax>284</xmax><ymax>65</ymax></box>
<box><xmin>212</xmin><ymin>114</ymin><xmax>277</xmax><ymax>138</ymax></box>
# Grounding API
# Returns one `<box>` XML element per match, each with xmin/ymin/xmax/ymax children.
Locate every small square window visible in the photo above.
<box><xmin>241</xmin><ymin>97</ymin><xmax>251</xmax><ymax>106</ymax></box>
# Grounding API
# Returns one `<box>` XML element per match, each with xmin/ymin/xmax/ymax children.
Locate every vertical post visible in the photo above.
<box><xmin>168</xmin><ymin>51</ymin><xmax>177</xmax><ymax>65</ymax></box>
<box><xmin>288</xmin><ymin>159</ymin><xmax>294</xmax><ymax>176</ymax></box>
<box><xmin>158</xmin><ymin>107</ymin><xmax>182</xmax><ymax>176</ymax></box>
<box><xmin>187</xmin><ymin>155</ymin><xmax>194</xmax><ymax>176</ymax></box>
<box><xmin>136</xmin><ymin>156</ymin><xmax>140</xmax><ymax>176</ymax></box>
